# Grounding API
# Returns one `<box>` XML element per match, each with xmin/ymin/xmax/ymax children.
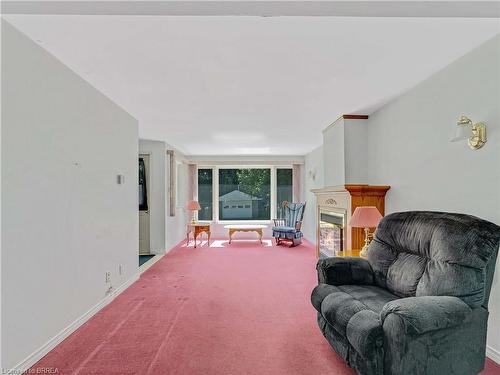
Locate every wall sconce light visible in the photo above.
<box><xmin>451</xmin><ymin>116</ymin><xmax>487</xmax><ymax>150</ymax></box>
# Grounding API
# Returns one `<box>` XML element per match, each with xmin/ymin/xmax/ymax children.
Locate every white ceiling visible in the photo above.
<box><xmin>3</xmin><ymin>13</ymin><xmax>500</xmax><ymax>155</ymax></box>
<box><xmin>3</xmin><ymin>1</ymin><xmax>500</xmax><ymax>17</ymax></box>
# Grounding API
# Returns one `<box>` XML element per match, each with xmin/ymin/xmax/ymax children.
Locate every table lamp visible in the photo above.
<box><xmin>349</xmin><ymin>206</ymin><xmax>383</xmax><ymax>257</ymax></box>
<box><xmin>186</xmin><ymin>200</ymin><xmax>201</xmax><ymax>224</ymax></box>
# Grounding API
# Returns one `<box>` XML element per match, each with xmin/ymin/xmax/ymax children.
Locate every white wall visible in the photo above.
<box><xmin>139</xmin><ymin>140</ymin><xmax>166</xmax><ymax>254</ymax></box>
<box><xmin>366</xmin><ymin>35</ymin><xmax>500</xmax><ymax>360</ymax></box>
<box><xmin>188</xmin><ymin>155</ymin><xmax>305</xmax><ymax>165</ymax></box>
<box><xmin>323</xmin><ymin>120</ymin><xmax>345</xmax><ymax>186</ymax></box>
<box><xmin>302</xmin><ymin>146</ymin><xmax>324</xmax><ymax>243</ymax></box>
<box><xmin>323</xmin><ymin>117</ymin><xmax>369</xmax><ymax>186</ymax></box>
<box><xmin>1</xmin><ymin>21</ymin><xmax>138</xmax><ymax>370</ymax></box>
<box><xmin>0</xmin><ymin>22</ymin><xmax>3</xmax><ymax>369</ymax></box>
<box><xmin>344</xmin><ymin>119</ymin><xmax>368</xmax><ymax>184</ymax></box>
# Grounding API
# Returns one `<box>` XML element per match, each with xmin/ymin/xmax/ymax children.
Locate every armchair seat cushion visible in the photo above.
<box><xmin>313</xmin><ymin>284</ymin><xmax>398</xmax><ymax>336</ymax></box>
<box><xmin>337</xmin><ymin>285</ymin><xmax>399</xmax><ymax>312</ymax></box>
<box><xmin>272</xmin><ymin>226</ymin><xmax>303</xmax><ymax>240</ymax></box>
<box><xmin>272</xmin><ymin>225</ymin><xmax>297</xmax><ymax>233</ymax></box>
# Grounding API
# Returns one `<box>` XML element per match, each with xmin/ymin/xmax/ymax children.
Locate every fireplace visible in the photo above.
<box><xmin>312</xmin><ymin>185</ymin><xmax>390</xmax><ymax>258</ymax></box>
<box><xmin>318</xmin><ymin>209</ymin><xmax>346</xmax><ymax>257</ymax></box>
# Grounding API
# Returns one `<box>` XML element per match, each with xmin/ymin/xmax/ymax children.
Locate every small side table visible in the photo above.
<box><xmin>336</xmin><ymin>249</ymin><xmax>362</xmax><ymax>257</ymax></box>
<box><xmin>186</xmin><ymin>223</ymin><xmax>211</xmax><ymax>248</ymax></box>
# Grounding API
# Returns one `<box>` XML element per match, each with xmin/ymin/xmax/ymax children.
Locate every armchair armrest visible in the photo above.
<box><xmin>316</xmin><ymin>257</ymin><xmax>374</xmax><ymax>286</ymax></box>
<box><xmin>381</xmin><ymin>296</ymin><xmax>472</xmax><ymax>335</ymax></box>
<box><xmin>346</xmin><ymin>310</ymin><xmax>383</xmax><ymax>358</ymax></box>
<box><xmin>294</xmin><ymin>220</ymin><xmax>302</xmax><ymax>230</ymax></box>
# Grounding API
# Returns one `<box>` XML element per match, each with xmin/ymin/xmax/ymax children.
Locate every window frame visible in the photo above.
<box><xmin>276</xmin><ymin>167</ymin><xmax>294</xmax><ymax>219</ymax></box>
<box><xmin>196</xmin><ymin>167</ymin><xmax>214</xmax><ymax>222</ymax></box>
<box><xmin>196</xmin><ymin>165</ymin><xmax>294</xmax><ymax>224</ymax></box>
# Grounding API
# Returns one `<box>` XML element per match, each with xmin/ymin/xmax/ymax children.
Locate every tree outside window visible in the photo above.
<box><xmin>198</xmin><ymin>169</ymin><xmax>213</xmax><ymax>221</ymax></box>
<box><xmin>219</xmin><ymin>169</ymin><xmax>270</xmax><ymax>220</ymax></box>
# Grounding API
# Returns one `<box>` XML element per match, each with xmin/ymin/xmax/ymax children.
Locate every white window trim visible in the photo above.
<box><xmin>196</xmin><ymin>165</ymin><xmax>293</xmax><ymax>224</ymax></box>
<box><xmin>195</xmin><ymin>166</ymin><xmax>214</xmax><ymax>223</ymax></box>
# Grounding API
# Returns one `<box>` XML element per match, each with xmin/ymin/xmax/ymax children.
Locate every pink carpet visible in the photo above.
<box><xmin>32</xmin><ymin>239</ymin><xmax>500</xmax><ymax>375</ymax></box>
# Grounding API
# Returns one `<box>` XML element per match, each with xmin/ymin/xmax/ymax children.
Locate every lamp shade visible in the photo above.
<box><xmin>451</xmin><ymin>116</ymin><xmax>473</xmax><ymax>142</ymax></box>
<box><xmin>349</xmin><ymin>206</ymin><xmax>383</xmax><ymax>228</ymax></box>
<box><xmin>186</xmin><ymin>200</ymin><xmax>201</xmax><ymax>211</ymax></box>
<box><xmin>451</xmin><ymin>123</ymin><xmax>473</xmax><ymax>142</ymax></box>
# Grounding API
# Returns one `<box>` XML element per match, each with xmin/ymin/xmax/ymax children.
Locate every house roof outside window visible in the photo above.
<box><xmin>219</xmin><ymin>189</ymin><xmax>261</xmax><ymax>201</ymax></box>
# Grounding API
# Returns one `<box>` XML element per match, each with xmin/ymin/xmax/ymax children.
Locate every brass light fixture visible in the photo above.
<box><xmin>451</xmin><ymin>116</ymin><xmax>487</xmax><ymax>150</ymax></box>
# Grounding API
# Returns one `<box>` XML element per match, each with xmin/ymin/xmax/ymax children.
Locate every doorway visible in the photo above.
<box><xmin>139</xmin><ymin>154</ymin><xmax>151</xmax><ymax>255</ymax></box>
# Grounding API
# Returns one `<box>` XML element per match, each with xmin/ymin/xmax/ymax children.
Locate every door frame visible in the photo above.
<box><xmin>139</xmin><ymin>153</ymin><xmax>151</xmax><ymax>255</ymax></box>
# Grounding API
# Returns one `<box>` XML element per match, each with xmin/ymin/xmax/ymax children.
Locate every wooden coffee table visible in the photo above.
<box><xmin>224</xmin><ymin>224</ymin><xmax>267</xmax><ymax>244</ymax></box>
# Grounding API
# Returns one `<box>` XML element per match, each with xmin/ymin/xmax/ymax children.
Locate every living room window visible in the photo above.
<box><xmin>218</xmin><ymin>168</ymin><xmax>271</xmax><ymax>221</ymax></box>
<box><xmin>197</xmin><ymin>166</ymin><xmax>294</xmax><ymax>222</ymax></box>
<box><xmin>198</xmin><ymin>168</ymin><xmax>213</xmax><ymax>221</ymax></box>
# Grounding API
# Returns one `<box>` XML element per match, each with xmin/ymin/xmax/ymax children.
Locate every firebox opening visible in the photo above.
<box><xmin>319</xmin><ymin>210</ymin><xmax>345</xmax><ymax>258</ymax></box>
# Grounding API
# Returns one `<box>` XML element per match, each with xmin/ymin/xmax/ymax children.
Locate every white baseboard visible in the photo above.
<box><xmin>149</xmin><ymin>248</ymin><xmax>165</xmax><ymax>255</ymax></box>
<box><xmin>487</xmin><ymin>345</ymin><xmax>500</xmax><ymax>364</ymax></box>
<box><xmin>9</xmin><ymin>272</ymin><xmax>140</xmax><ymax>374</ymax></box>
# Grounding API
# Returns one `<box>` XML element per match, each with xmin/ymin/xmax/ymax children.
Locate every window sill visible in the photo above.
<box><xmin>196</xmin><ymin>220</ymin><xmax>273</xmax><ymax>225</ymax></box>
<box><xmin>197</xmin><ymin>220</ymin><xmax>214</xmax><ymax>224</ymax></box>
<box><xmin>217</xmin><ymin>220</ymin><xmax>272</xmax><ymax>225</ymax></box>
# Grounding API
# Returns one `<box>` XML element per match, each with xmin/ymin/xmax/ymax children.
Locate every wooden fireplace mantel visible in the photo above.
<box><xmin>312</xmin><ymin>184</ymin><xmax>390</xmax><ymax>257</ymax></box>
<box><xmin>312</xmin><ymin>184</ymin><xmax>390</xmax><ymax>195</ymax></box>
<box><xmin>344</xmin><ymin>184</ymin><xmax>391</xmax><ymax>196</ymax></box>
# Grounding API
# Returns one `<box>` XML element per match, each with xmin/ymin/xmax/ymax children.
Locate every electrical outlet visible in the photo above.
<box><xmin>118</xmin><ymin>264</ymin><xmax>123</xmax><ymax>275</ymax></box>
<box><xmin>105</xmin><ymin>271</ymin><xmax>111</xmax><ymax>283</ymax></box>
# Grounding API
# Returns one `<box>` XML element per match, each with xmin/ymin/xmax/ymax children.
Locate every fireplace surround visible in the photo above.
<box><xmin>312</xmin><ymin>184</ymin><xmax>390</xmax><ymax>257</ymax></box>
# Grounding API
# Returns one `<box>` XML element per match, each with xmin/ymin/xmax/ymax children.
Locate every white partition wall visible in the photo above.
<box><xmin>1</xmin><ymin>21</ymin><xmax>139</xmax><ymax>370</ymax></box>
<box><xmin>366</xmin><ymin>35</ymin><xmax>500</xmax><ymax>361</ymax></box>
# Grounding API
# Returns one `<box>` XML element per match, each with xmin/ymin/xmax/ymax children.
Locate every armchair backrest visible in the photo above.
<box><xmin>368</xmin><ymin>211</ymin><xmax>500</xmax><ymax>308</ymax></box>
<box><xmin>283</xmin><ymin>202</ymin><xmax>306</xmax><ymax>228</ymax></box>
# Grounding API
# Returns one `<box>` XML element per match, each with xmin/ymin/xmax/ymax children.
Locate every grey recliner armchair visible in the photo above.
<box><xmin>311</xmin><ymin>211</ymin><xmax>500</xmax><ymax>375</ymax></box>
